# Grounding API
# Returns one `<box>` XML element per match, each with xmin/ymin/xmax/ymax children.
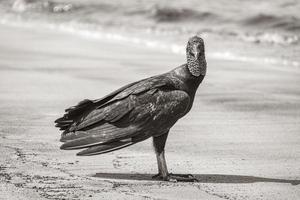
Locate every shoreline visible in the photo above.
<box><xmin>0</xmin><ymin>23</ymin><xmax>299</xmax><ymax>199</ymax></box>
<box><xmin>1</xmin><ymin>18</ymin><xmax>299</xmax><ymax>70</ymax></box>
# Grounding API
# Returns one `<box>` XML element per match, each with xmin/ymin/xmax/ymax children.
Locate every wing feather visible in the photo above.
<box><xmin>60</xmin><ymin>124</ymin><xmax>138</xmax><ymax>150</ymax></box>
<box><xmin>55</xmin><ymin>75</ymin><xmax>173</xmax><ymax>133</ymax></box>
<box><xmin>56</xmin><ymin>75</ymin><xmax>190</xmax><ymax>155</ymax></box>
<box><xmin>76</xmin><ymin>133</ymin><xmax>150</xmax><ymax>156</ymax></box>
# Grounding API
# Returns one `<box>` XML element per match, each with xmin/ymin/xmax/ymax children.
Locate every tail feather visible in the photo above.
<box><xmin>77</xmin><ymin>141</ymin><xmax>132</xmax><ymax>156</ymax></box>
<box><xmin>60</xmin><ymin>135</ymin><xmax>112</xmax><ymax>150</ymax></box>
<box><xmin>65</xmin><ymin>99</ymin><xmax>93</xmax><ymax>116</ymax></box>
<box><xmin>54</xmin><ymin>99</ymin><xmax>94</xmax><ymax>132</ymax></box>
<box><xmin>77</xmin><ymin>134</ymin><xmax>150</xmax><ymax>156</ymax></box>
<box><xmin>54</xmin><ymin>119</ymin><xmax>73</xmax><ymax>124</ymax></box>
<box><xmin>60</xmin><ymin>126</ymin><xmax>137</xmax><ymax>150</ymax></box>
<box><xmin>60</xmin><ymin>131</ymin><xmax>87</xmax><ymax>142</ymax></box>
<box><xmin>60</xmin><ymin>122</ymin><xmax>118</xmax><ymax>142</ymax></box>
<box><xmin>56</xmin><ymin>123</ymin><xmax>71</xmax><ymax>128</ymax></box>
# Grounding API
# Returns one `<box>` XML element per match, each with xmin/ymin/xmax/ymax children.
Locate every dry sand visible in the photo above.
<box><xmin>0</xmin><ymin>24</ymin><xmax>299</xmax><ymax>200</ymax></box>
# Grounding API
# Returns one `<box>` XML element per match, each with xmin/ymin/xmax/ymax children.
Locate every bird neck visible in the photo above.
<box><xmin>187</xmin><ymin>55</ymin><xmax>206</xmax><ymax>77</ymax></box>
<box><xmin>170</xmin><ymin>64</ymin><xmax>205</xmax><ymax>94</ymax></box>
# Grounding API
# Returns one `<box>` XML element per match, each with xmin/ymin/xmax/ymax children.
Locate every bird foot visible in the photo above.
<box><xmin>152</xmin><ymin>173</ymin><xmax>163</xmax><ymax>179</ymax></box>
<box><xmin>152</xmin><ymin>173</ymin><xmax>198</xmax><ymax>182</ymax></box>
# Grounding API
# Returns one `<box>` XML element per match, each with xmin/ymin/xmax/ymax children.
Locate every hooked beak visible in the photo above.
<box><xmin>193</xmin><ymin>45</ymin><xmax>200</xmax><ymax>59</ymax></box>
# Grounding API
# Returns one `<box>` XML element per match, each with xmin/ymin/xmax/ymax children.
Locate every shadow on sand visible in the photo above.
<box><xmin>93</xmin><ymin>173</ymin><xmax>299</xmax><ymax>185</ymax></box>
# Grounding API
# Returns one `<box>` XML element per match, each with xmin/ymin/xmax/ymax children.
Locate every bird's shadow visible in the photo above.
<box><xmin>93</xmin><ymin>173</ymin><xmax>300</xmax><ymax>185</ymax></box>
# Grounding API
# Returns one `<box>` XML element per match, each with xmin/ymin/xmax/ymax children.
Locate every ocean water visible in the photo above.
<box><xmin>0</xmin><ymin>0</ymin><xmax>299</xmax><ymax>68</ymax></box>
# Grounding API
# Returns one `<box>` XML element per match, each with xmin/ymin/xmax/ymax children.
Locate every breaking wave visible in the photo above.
<box><xmin>243</xmin><ymin>14</ymin><xmax>300</xmax><ymax>32</ymax></box>
<box><xmin>12</xmin><ymin>0</ymin><xmax>74</xmax><ymax>13</ymax></box>
<box><xmin>0</xmin><ymin>0</ymin><xmax>299</xmax><ymax>68</ymax></box>
<box><xmin>9</xmin><ymin>0</ymin><xmax>300</xmax><ymax>46</ymax></box>
<box><xmin>149</xmin><ymin>6</ymin><xmax>218</xmax><ymax>22</ymax></box>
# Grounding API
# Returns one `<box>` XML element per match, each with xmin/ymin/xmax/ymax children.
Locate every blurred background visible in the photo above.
<box><xmin>1</xmin><ymin>0</ymin><xmax>299</xmax><ymax>68</ymax></box>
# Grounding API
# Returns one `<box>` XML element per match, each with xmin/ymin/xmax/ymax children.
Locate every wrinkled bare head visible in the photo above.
<box><xmin>186</xmin><ymin>36</ymin><xmax>206</xmax><ymax>76</ymax></box>
<box><xmin>187</xmin><ymin>36</ymin><xmax>205</xmax><ymax>60</ymax></box>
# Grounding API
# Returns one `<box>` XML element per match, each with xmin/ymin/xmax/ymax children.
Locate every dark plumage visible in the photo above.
<box><xmin>55</xmin><ymin>36</ymin><xmax>207</xmax><ymax>181</ymax></box>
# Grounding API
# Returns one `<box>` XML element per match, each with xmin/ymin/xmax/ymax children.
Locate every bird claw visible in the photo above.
<box><xmin>152</xmin><ymin>173</ymin><xmax>163</xmax><ymax>180</ymax></box>
<box><xmin>152</xmin><ymin>173</ymin><xmax>199</xmax><ymax>182</ymax></box>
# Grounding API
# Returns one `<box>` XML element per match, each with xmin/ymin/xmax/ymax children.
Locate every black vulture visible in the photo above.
<box><xmin>55</xmin><ymin>36</ymin><xmax>207</xmax><ymax>182</ymax></box>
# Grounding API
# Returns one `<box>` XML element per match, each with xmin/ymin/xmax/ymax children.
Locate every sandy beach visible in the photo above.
<box><xmin>0</xmin><ymin>24</ymin><xmax>299</xmax><ymax>200</ymax></box>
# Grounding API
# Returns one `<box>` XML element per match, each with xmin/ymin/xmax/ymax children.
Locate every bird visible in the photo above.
<box><xmin>55</xmin><ymin>36</ymin><xmax>207</xmax><ymax>182</ymax></box>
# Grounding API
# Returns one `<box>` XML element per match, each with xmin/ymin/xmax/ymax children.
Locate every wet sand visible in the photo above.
<box><xmin>0</xmin><ymin>24</ymin><xmax>299</xmax><ymax>199</ymax></box>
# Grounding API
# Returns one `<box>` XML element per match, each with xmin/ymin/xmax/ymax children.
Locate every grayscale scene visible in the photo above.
<box><xmin>0</xmin><ymin>0</ymin><xmax>299</xmax><ymax>199</ymax></box>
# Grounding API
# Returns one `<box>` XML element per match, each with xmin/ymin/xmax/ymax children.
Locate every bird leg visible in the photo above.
<box><xmin>152</xmin><ymin>132</ymin><xmax>198</xmax><ymax>182</ymax></box>
<box><xmin>153</xmin><ymin>148</ymin><xmax>169</xmax><ymax>179</ymax></box>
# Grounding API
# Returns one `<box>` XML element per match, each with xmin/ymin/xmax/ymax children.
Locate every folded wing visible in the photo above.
<box><xmin>55</xmin><ymin>75</ymin><xmax>188</xmax><ymax>156</ymax></box>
